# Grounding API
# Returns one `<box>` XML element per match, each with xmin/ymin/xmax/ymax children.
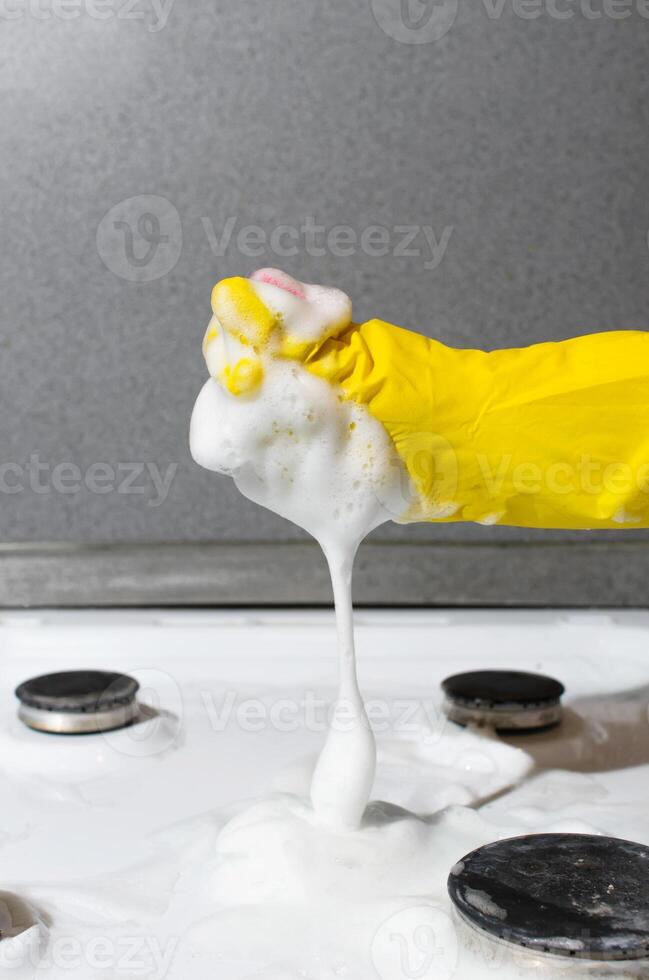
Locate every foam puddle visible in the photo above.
<box><xmin>6</xmin><ymin>631</ymin><xmax>649</xmax><ymax>979</ymax></box>
<box><xmin>22</xmin><ymin>783</ymin><xmax>643</xmax><ymax>980</ymax></box>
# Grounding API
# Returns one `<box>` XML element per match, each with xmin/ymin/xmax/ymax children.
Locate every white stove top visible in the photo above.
<box><xmin>0</xmin><ymin>609</ymin><xmax>648</xmax><ymax>978</ymax></box>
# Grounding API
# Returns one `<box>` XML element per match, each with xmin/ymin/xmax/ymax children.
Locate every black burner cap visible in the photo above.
<box><xmin>448</xmin><ymin>833</ymin><xmax>649</xmax><ymax>961</ymax></box>
<box><xmin>15</xmin><ymin>671</ymin><xmax>139</xmax><ymax>714</ymax></box>
<box><xmin>442</xmin><ymin>670</ymin><xmax>564</xmax><ymax>708</ymax></box>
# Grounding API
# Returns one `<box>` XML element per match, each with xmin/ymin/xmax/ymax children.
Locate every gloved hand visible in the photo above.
<box><xmin>203</xmin><ymin>268</ymin><xmax>649</xmax><ymax>530</ymax></box>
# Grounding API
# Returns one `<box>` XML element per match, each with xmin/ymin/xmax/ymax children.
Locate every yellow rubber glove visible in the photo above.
<box><xmin>205</xmin><ymin>272</ymin><xmax>649</xmax><ymax>530</ymax></box>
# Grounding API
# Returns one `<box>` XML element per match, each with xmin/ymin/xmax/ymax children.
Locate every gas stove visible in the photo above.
<box><xmin>0</xmin><ymin>609</ymin><xmax>648</xmax><ymax>978</ymax></box>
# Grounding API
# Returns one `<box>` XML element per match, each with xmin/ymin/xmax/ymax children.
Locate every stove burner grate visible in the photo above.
<box><xmin>442</xmin><ymin>669</ymin><xmax>564</xmax><ymax>732</ymax></box>
<box><xmin>15</xmin><ymin>670</ymin><xmax>140</xmax><ymax>735</ymax></box>
<box><xmin>448</xmin><ymin>833</ymin><xmax>649</xmax><ymax>961</ymax></box>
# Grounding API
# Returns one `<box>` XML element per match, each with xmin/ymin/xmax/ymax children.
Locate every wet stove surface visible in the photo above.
<box><xmin>0</xmin><ymin>609</ymin><xmax>648</xmax><ymax>979</ymax></box>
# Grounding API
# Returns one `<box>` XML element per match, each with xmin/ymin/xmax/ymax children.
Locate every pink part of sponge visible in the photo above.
<box><xmin>250</xmin><ymin>268</ymin><xmax>306</xmax><ymax>300</ymax></box>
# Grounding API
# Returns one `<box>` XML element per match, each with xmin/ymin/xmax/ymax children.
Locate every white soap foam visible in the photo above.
<box><xmin>4</xmin><ymin>610</ymin><xmax>649</xmax><ymax>979</ymax></box>
<box><xmin>191</xmin><ymin>359</ymin><xmax>404</xmax><ymax>554</ymax></box>
<box><xmin>191</xmin><ymin>276</ymin><xmax>411</xmax><ymax>831</ymax></box>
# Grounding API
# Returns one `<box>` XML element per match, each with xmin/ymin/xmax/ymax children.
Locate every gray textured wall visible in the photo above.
<box><xmin>1</xmin><ymin>0</ymin><xmax>648</xmax><ymax>557</ymax></box>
